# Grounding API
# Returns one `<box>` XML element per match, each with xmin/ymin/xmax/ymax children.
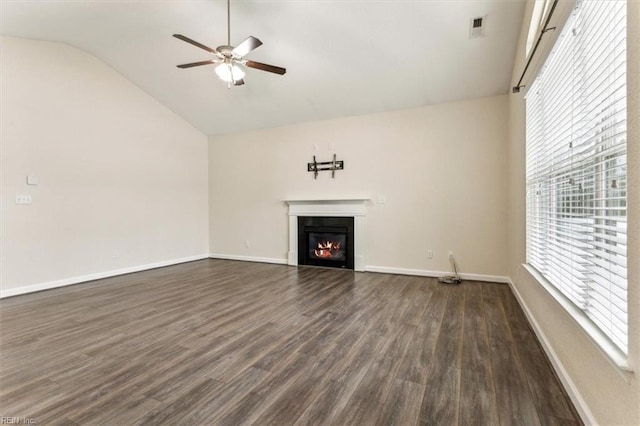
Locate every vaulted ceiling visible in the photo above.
<box><xmin>1</xmin><ymin>0</ymin><xmax>525</xmax><ymax>136</ymax></box>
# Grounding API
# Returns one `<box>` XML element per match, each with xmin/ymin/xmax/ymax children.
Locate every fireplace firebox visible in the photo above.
<box><xmin>298</xmin><ymin>216</ymin><xmax>354</xmax><ymax>269</ymax></box>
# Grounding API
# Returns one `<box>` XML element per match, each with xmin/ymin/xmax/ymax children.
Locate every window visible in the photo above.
<box><xmin>525</xmin><ymin>0</ymin><xmax>555</xmax><ymax>57</ymax></box>
<box><xmin>526</xmin><ymin>0</ymin><xmax>627</xmax><ymax>355</ymax></box>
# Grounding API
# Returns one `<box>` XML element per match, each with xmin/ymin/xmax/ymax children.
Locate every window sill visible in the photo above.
<box><xmin>521</xmin><ymin>263</ymin><xmax>634</xmax><ymax>377</ymax></box>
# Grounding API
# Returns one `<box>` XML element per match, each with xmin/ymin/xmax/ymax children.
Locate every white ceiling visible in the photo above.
<box><xmin>1</xmin><ymin>0</ymin><xmax>525</xmax><ymax>136</ymax></box>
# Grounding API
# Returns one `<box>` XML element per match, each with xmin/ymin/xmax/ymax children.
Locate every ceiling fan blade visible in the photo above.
<box><xmin>233</xmin><ymin>79</ymin><xmax>245</xmax><ymax>86</ymax></box>
<box><xmin>173</xmin><ymin>34</ymin><xmax>218</xmax><ymax>55</ymax></box>
<box><xmin>177</xmin><ymin>60</ymin><xmax>217</xmax><ymax>69</ymax></box>
<box><xmin>232</xmin><ymin>36</ymin><xmax>263</xmax><ymax>58</ymax></box>
<box><xmin>245</xmin><ymin>60</ymin><xmax>286</xmax><ymax>75</ymax></box>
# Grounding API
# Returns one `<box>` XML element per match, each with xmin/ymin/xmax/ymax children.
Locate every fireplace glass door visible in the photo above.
<box><xmin>298</xmin><ymin>216</ymin><xmax>354</xmax><ymax>269</ymax></box>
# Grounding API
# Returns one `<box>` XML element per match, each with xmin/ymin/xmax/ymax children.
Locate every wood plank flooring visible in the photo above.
<box><xmin>0</xmin><ymin>259</ymin><xmax>582</xmax><ymax>425</ymax></box>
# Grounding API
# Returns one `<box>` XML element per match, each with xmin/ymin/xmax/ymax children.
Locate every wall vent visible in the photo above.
<box><xmin>469</xmin><ymin>16</ymin><xmax>486</xmax><ymax>38</ymax></box>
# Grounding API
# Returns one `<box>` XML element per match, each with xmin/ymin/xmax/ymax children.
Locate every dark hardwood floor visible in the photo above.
<box><xmin>0</xmin><ymin>259</ymin><xmax>582</xmax><ymax>425</ymax></box>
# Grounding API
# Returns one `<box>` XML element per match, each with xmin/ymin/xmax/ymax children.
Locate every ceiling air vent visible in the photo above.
<box><xmin>469</xmin><ymin>16</ymin><xmax>486</xmax><ymax>38</ymax></box>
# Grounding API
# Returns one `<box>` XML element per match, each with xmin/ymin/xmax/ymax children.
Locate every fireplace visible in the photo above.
<box><xmin>285</xmin><ymin>198</ymin><xmax>367</xmax><ymax>271</ymax></box>
<box><xmin>298</xmin><ymin>216</ymin><xmax>354</xmax><ymax>269</ymax></box>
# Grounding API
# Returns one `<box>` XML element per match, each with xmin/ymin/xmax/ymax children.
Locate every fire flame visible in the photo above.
<box><xmin>314</xmin><ymin>240</ymin><xmax>342</xmax><ymax>258</ymax></box>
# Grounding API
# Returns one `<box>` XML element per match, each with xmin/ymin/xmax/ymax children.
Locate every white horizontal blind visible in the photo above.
<box><xmin>526</xmin><ymin>0</ymin><xmax>627</xmax><ymax>353</ymax></box>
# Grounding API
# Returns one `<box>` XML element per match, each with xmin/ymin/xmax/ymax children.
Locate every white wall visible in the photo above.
<box><xmin>209</xmin><ymin>95</ymin><xmax>509</xmax><ymax>278</ymax></box>
<box><xmin>507</xmin><ymin>2</ymin><xmax>640</xmax><ymax>424</ymax></box>
<box><xmin>0</xmin><ymin>37</ymin><xmax>209</xmax><ymax>296</ymax></box>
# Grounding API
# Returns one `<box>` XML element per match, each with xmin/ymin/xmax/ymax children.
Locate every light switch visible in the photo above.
<box><xmin>27</xmin><ymin>175</ymin><xmax>39</xmax><ymax>185</ymax></box>
<box><xmin>377</xmin><ymin>195</ymin><xmax>386</xmax><ymax>205</ymax></box>
<box><xmin>16</xmin><ymin>195</ymin><xmax>32</xmax><ymax>204</ymax></box>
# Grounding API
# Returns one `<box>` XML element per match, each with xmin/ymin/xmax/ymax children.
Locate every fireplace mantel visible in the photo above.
<box><xmin>285</xmin><ymin>198</ymin><xmax>368</xmax><ymax>271</ymax></box>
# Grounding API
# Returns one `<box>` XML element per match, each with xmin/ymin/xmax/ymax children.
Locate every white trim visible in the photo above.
<box><xmin>209</xmin><ymin>253</ymin><xmax>288</xmax><ymax>265</ymax></box>
<box><xmin>208</xmin><ymin>256</ymin><xmax>509</xmax><ymax>284</ymax></box>
<box><xmin>507</xmin><ymin>276</ymin><xmax>598</xmax><ymax>426</ymax></box>
<box><xmin>0</xmin><ymin>254</ymin><xmax>210</xmax><ymax>298</ymax></box>
<box><xmin>365</xmin><ymin>265</ymin><xmax>510</xmax><ymax>283</ymax></box>
<box><xmin>286</xmin><ymin>198</ymin><xmax>368</xmax><ymax>272</ymax></box>
<box><xmin>285</xmin><ymin>199</ymin><xmax>369</xmax><ymax>217</ymax></box>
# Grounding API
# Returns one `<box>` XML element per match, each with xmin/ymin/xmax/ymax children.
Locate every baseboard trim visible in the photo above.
<box><xmin>205</xmin><ymin>258</ymin><xmax>510</xmax><ymax>283</ymax></box>
<box><xmin>0</xmin><ymin>254</ymin><xmax>210</xmax><ymax>299</ymax></box>
<box><xmin>506</xmin><ymin>278</ymin><xmax>597</xmax><ymax>426</ymax></box>
<box><xmin>209</xmin><ymin>253</ymin><xmax>288</xmax><ymax>265</ymax></box>
<box><xmin>365</xmin><ymin>265</ymin><xmax>509</xmax><ymax>283</ymax></box>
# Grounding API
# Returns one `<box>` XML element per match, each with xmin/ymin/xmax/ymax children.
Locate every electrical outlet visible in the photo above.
<box><xmin>15</xmin><ymin>195</ymin><xmax>32</xmax><ymax>204</ymax></box>
<box><xmin>112</xmin><ymin>249</ymin><xmax>120</xmax><ymax>259</ymax></box>
<box><xmin>427</xmin><ymin>250</ymin><xmax>433</xmax><ymax>259</ymax></box>
<box><xmin>448</xmin><ymin>251</ymin><xmax>454</xmax><ymax>259</ymax></box>
<box><xmin>245</xmin><ymin>240</ymin><xmax>251</xmax><ymax>248</ymax></box>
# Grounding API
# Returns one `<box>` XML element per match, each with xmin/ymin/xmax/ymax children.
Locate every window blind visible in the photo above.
<box><xmin>525</xmin><ymin>0</ymin><xmax>627</xmax><ymax>354</ymax></box>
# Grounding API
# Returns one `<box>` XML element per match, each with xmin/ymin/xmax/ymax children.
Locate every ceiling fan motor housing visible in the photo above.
<box><xmin>217</xmin><ymin>45</ymin><xmax>234</xmax><ymax>57</ymax></box>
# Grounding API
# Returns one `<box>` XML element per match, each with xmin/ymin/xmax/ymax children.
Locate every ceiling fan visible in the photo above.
<box><xmin>173</xmin><ymin>0</ymin><xmax>286</xmax><ymax>87</ymax></box>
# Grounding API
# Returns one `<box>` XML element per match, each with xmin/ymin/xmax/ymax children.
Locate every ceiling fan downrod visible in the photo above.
<box><xmin>226</xmin><ymin>0</ymin><xmax>236</xmax><ymax>87</ymax></box>
<box><xmin>227</xmin><ymin>0</ymin><xmax>231</xmax><ymax>46</ymax></box>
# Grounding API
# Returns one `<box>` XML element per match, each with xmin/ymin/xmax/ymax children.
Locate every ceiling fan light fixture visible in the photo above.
<box><xmin>215</xmin><ymin>63</ymin><xmax>245</xmax><ymax>83</ymax></box>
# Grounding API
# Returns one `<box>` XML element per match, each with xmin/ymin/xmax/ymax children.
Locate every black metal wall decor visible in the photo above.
<box><xmin>308</xmin><ymin>154</ymin><xmax>344</xmax><ymax>179</ymax></box>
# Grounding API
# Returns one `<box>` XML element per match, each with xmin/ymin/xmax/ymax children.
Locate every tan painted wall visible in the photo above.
<box><xmin>507</xmin><ymin>2</ymin><xmax>640</xmax><ymax>424</ymax></box>
<box><xmin>0</xmin><ymin>37</ymin><xmax>210</xmax><ymax>293</ymax></box>
<box><xmin>209</xmin><ymin>95</ymin><xmax>509</xmax><ymax>277</ymax></box>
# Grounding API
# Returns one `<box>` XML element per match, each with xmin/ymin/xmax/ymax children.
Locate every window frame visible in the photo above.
<box><xmin>523</xmin><ymin>0</ymin><xmax>630</xmax><ymax>370</ymax></box>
